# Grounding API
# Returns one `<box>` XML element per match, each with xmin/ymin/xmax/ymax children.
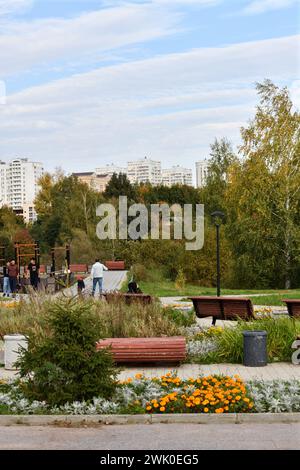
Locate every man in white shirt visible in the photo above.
<box><xmin>91</xmin><ymin>259</ymin><xmax>108</xmax><ymax>297</ymax></box>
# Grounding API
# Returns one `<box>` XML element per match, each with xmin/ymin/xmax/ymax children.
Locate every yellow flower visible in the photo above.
<box><xmin>146</xmin><ymin>406</ymin><xmax>152</xmax><ymax>411</ymax></box>
<box><xmin>135</xmin><ymin>374</ymin><xmax>143</xmax><ymax>379</ymax></box>
<box><xmin>160</xmin><ymin>407</ymin><xmax>166</xmax><ymax>412</ymax></box>
<box><xmin>204</xmin><ymin>408</ymin><xmax>209</xmax><ymax>413</ymax></box>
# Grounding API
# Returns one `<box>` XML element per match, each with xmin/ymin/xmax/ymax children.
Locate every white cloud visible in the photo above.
<box><xmin>0</xmin><ymin>0</ymin><xmax>33</xmax><ymax>16</ymax></box>
<box><xmin>242</xmin><ymin>0</ymin><xmax>299</xmax><ymax>15</ymax></box>
<box><xmin>0</xmin><ymin>3</ymin><xmax>180</xmax><ymax>78</ymax></box>
<box><xmin>0</xmin><ymin>34</ymin><xmax>298</xmax><ymax>171</ymax></box>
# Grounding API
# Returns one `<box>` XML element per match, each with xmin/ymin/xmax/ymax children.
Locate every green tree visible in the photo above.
<box><xmin>226</xmin><ymin>80</ymin><xmax>300</xmax><ymax>288</ymax></box>
<box><xmin>202</xmin><ymin>138</ymin><xmax>237</xmax><ymax>216</ymax></box>
<box><xmin>104</xmin><ymin>173</ymin><xmax>137</xmax><ymax>200</ymax></box>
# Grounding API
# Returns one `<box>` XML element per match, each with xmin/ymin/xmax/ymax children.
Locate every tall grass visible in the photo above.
<box><xmin>216</xmin><ymin>316</ymin><xmax>300</xmax><ymax>363</ymax></box>
<box><xmin>0</xmin><ymin>293</ymin><xmax>182</xmax><ymax>339</ymax></box>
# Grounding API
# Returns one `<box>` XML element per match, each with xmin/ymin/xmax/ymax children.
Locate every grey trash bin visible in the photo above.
<box><xmin>243</xmin><ymin>330</ymin><xmax>267</xmax><ymax>367</ymax></box>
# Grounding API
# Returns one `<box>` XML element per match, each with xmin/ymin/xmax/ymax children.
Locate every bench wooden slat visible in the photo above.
<box><xmin>97</xmin><ymin>336</ymin><xmax>186</xmax><ymax>364</ymax></box>
<box><xmin>282</xmin><ymin>299</ymin><xmax>300</xmax><ymax>318</ymax></box>
<box><xmin>105</xmin><ymin>261</ymin><xmax>125</xmax><ymax>270</ymax></box>
<box><xmin>103</xmin><ymin>293</ymin><xmax>153</xmax><ymax>305</ymax></box>
<box><xmin>189</xmin><ymin>296</ymin><xmax>255</xmax><ymax>322</ymax></box>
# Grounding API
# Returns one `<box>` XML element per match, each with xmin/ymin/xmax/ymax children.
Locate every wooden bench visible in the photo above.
<box><xmin>96</xmin><ymin>336</ymin><xmax>186</xmax><ymax>364</ymax></box>
<box><xmin>282</xmin><ymin>299</ymin><xmax>300</xmax><ymax>318</ymax></box>
<box><xmin>70</xmin><ymin>264</ymin><xmax>88</xmax><ymax>273</ymax></box>
<box><xmin>105</xmin><ymin>261</ymin><xmax>125</xmax><ymax>270</ymax></box>
<box><xmin>189</xmin><ymin>296</ymin><xmax>255</xmax><ymax>324</ymax></box>
<box><xmin>103</xmin><ymin>292</ymin><xmax>153</xmax><ymax>305</ymax></box>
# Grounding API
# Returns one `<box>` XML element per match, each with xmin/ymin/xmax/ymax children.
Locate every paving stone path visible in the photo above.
<box><xmin>65</xmin><ymin>270</ymin><xmax>128</xmax><ymax>297</ymax></box>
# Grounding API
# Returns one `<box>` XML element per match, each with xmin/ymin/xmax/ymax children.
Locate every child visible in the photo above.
<box><xmin>77</xmin><ymin>276</ymin><xmax>85</xmax><ymax>296</ymax></box>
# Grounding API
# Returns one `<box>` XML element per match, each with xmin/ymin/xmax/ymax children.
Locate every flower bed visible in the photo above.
<box><xmin>0</xmin><ymin>374</ymin><xmax>299</xmax><ymax>415</ymax></box>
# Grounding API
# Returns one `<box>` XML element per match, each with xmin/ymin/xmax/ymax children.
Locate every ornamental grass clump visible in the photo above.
<box><xmin>16</xmin><ymin>298</ymin><xmax>118</xmax><ymax>407</ymax></box>
<box><xmin>217</xmin><ymin>316</ymin><xmax>300</xmax><ymax>363</ymax></box>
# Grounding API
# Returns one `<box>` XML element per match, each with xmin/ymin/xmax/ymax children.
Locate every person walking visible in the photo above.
<box><xmin>91</xmin><ymin>259</ymin><xmax>108</xmax><ymax>297</ymax></box>
<box><xmin>3</xmin><ymin>262</ymin><xmax>11</xmax><ymax>297</ymax></box>
<box><xmin>8</xmin><ymin>260</ymin><xmax>18</xmax><ymax>296</ymax></box>
<box><xmin>27</xmin><ymin>258</ymin><xmax>39</xmax><ymax>290</ymax></box>
<box><xmin>77</xmin><ymin>275</ymin><xmax>85</xmax><ymax>298</ymax></box>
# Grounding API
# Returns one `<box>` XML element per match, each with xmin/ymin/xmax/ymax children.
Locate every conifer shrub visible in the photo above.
<box><xmin>17</xmin><ymin>298</ymin><xmax>118</xmax><ymax>406</ymax></box>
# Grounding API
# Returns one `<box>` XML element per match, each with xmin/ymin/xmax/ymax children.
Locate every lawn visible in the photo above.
<box><xmin>135</xmin><ymin>276</ymin><xmax>300</xmax><ymax>305</ymax></box>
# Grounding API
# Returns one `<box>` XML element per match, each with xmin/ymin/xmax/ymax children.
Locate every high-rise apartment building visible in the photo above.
<box><xmin>196</xmin><ymin>160</ymin><xmax>210</xmax><ymax>188</ymax></box>
<box><xmin>0</xmin><ymin>158</ymin><xmax>44</xmax><ymax>219</ymax></box>
<box><xmin>95</xmin><ymin>164</ymin><xmax>127</xmax><ymax>177</ymax></box>
<box><xmin>127</xmin><ymin>157</ymin><xmax>161</xmax><ymax>185</ymax></box>
<box><xmin>162</xmin><ymin>165</ymin><xmax>193</xmax><ymax>187</ymax></box>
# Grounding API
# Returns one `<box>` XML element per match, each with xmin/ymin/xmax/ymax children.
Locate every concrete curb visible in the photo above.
<box><xmin>0</xmin><ymin>413</ymin><xmax>299</xmax><ymax>427</ymax></box>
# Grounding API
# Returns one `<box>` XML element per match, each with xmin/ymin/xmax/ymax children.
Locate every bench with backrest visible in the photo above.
<box><xmin>103</xmin><ymin>292</ymin><xmax>153</xmax><ymax>305</ymax></box>
<box><xmin>96</xmin><ymin>336</ymin><xmax>186</xmax><ymax>364</ymax></box>
<box><xmin>70</xmin><ymin>264</ymin><xmax>88</xmax><ymax>273</ymax></box>
<box><xmin>105</xmin><ymin>261</ymin><xmax>125</xmax><ymax>270</ymax></box>
<box><xmin>189</xmin><ymin>296</ymin><xmax>255</xmax><ymax>324</ymax></box>
<box><xmin>282</xmin><ymin>299</ymin><xmax>300</xmax><ymax>318</ymax></box>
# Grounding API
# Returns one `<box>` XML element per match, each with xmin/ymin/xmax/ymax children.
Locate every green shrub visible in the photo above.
<box><xmin>131</xmin><ymin>263</ymin><xmax>148</xmax><ymax>282</ymax></box>
<box><xmin>175</xmin><ymin>268</ymin><xmax>186</xmax><ymax>291</ymax></box>
<box><xmin>17</xmin><ymin>298</ymin><xmax>118</xmax><ymax>406</ymax></box>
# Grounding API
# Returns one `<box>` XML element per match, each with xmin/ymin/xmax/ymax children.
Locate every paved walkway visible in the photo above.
<box><xmin>1</xmin><ymin>362</ymin><xmax>299</xmax><ymax>382</ymax></box>
<box><xmin>65</xmin><ymin>270</ymin><xmax>127</xmax><ymax>296</ymax></box>
<box><xmin>0</xmin><ymin>423</ymin><xmax>299</xmax><ymax>449</ymax></box>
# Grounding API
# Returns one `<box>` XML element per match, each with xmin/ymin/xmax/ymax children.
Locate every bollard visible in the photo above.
<box><xmin>4</xmin><ymin>334</ymin><xmax>28</xmax><ymax>370</ymax></box>
<box><xmin>243</xmin><ymin>330</ymin><xmax>267</xmax><ymax>367</ymax></box>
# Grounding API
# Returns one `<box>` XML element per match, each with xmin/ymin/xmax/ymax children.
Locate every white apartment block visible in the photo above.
<box><xmin>22</xmin><ymin>203</ymin><xmax>38</xmax><ymax>224</ymax></box>
<box><xmin>95</xmin><ymin>164</ymin><xmax>127</xmax><ymax>177</ymax></box>
<box><xmin>162</xmin><ymin>165</ymin><xmax>193</xmax><ymax>187</ymax></box>
<box><xmin>127</xmin><ymin>157</ymin><xmax>161</xmax><ymax>185</ymax></box>
<box><xmin>196</xmin><ymin>160</ymin><xmax>210</xmax><ymax>188</ymax></box>
<box><xmin>0</xmin><ymin>158</ymin><xmax>44</xmax><ymax>218</ymax></box>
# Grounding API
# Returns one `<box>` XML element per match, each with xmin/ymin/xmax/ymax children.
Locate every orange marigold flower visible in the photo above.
<box><xmin>215</xmin><ymin>408</ymin><xmax>224</xmax><ymax>413</ymax></box>
<box><xmin>160</xmin><ymin>407</ymin><xmax>166</xmax><ymax>412</ymax></box>
<box><xmin>204</xmin><ymin>408</ymin><xmax>209</xmax><ymax>413</ymax></box>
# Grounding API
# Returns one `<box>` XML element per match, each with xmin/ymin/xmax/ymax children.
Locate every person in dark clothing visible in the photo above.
<box><xmin>3</xmin><ymin>262</ymin><xmax>11</xmax><ymax>297</ymax></box>
<box><xmin>77</xmin><ymin>276</ymin><xmax>85</xmax><ymax>297</ymax></box>
<box><xmin>127</xmin><ymin>278</ymin><xmax>142</xmax><ymax>294</ymax></box>
<box><xmin>27</xmin><ymin>258</ymin><xmax>39</xmax><ymax>290</ymax></box>
<box><xmin>8</xmin><ymin>260</ymin><xmax>18</xmax><ymax>295</ymax></box>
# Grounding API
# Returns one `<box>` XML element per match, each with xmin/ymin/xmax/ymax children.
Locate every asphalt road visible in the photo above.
<box><xmin>0</xmin><ymin>423</ymin><xmax>299</xmax><ymax>450</ymax></box>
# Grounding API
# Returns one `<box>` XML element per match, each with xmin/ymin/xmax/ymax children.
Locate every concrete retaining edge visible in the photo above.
<box><xmin>0</xmin><ymin>413</ymin><xmax>299</xmax><ymax>426</ymax></box>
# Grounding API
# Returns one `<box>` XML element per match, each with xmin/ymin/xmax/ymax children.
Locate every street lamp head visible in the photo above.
<box><xmin>211</xmin><ymin>210</ymin><xmax>225</xmax><ymax>225</ymax></box>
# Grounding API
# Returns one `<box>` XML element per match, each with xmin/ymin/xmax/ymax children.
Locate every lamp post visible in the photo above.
<box><xmin>211</xmin><ymin>211</ymin><xmax>225</xmax><ymax>297</ymax></box>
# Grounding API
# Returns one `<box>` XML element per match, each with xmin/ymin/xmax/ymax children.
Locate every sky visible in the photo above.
<box><xmin>0</xmin><ymin>0</ymin><xmax>299</xmax><ymax>174</ymax></box>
